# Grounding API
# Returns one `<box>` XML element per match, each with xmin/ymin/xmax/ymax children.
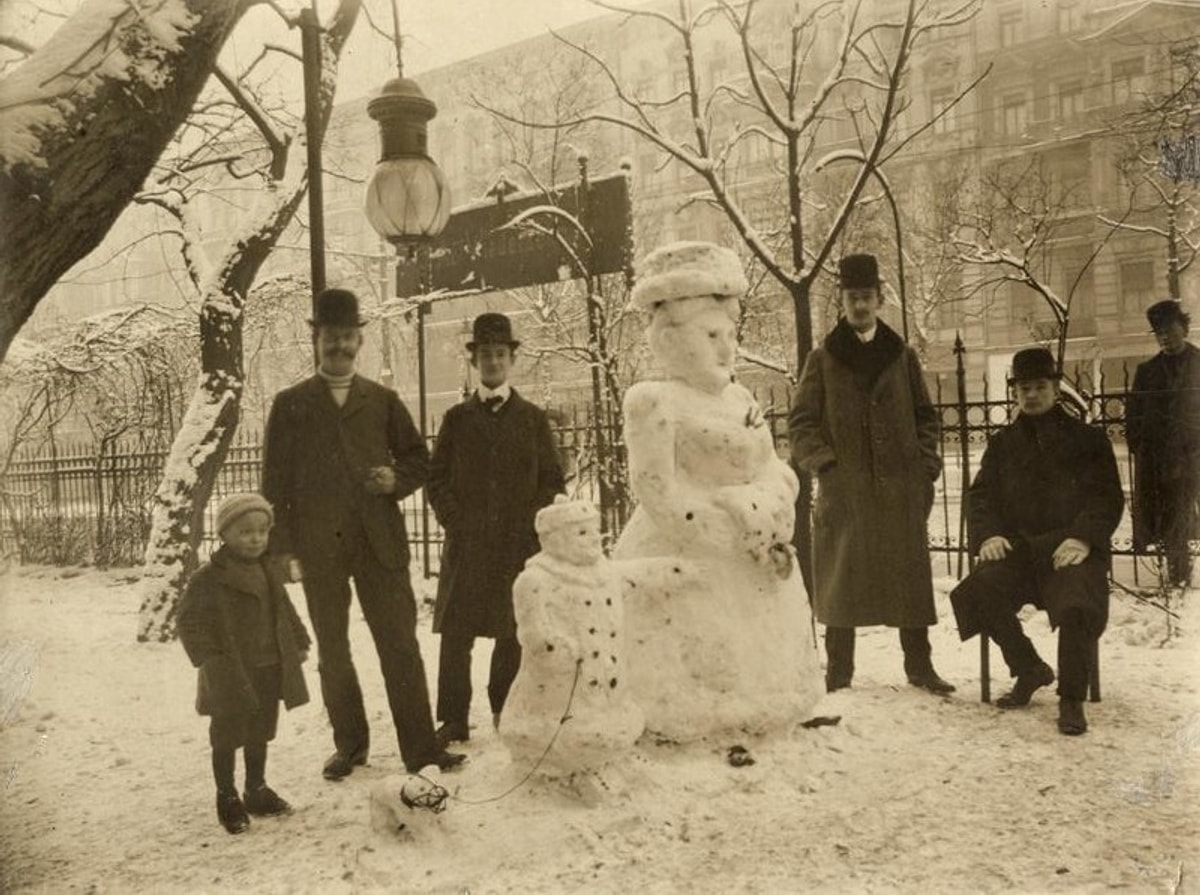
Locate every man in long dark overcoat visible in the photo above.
<box><xmin>427</xmin><ymin>312</ymin><xmax>564</xmax><ymax>745</ymax></box>
<box><xmin>262</xmin><ymin>288</ymin><xmax>463</xmax><ymax>780</ymax></box>
<box><xmin>789</xmin><ymin>253</ymin><xmax>953</xmax><ymax>695</ymax></box>
<box><xmin>1127</xmin><ymin>299</ymin><xmax>1200</xmax><ymax>587</ymax></box>
<box><xmin>950</xmin><ymin>347</ymin><xmax>1124</xmax><ymax>735</ymax></box>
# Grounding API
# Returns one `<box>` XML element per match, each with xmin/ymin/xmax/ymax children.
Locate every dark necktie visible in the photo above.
<box><xmin>483</xmin><ymin>395</ymin><xmax>503</xmax><ymax>412</ymax></box>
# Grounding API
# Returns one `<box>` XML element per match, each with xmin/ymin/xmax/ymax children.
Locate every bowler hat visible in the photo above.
<box><xmin>309</xmin><ymin>288</ymin><xmax>365</xmax><ymax>328</ymax></box>
<box><xmin>839</xmin><ymin>254</ymin><xmax>880</xmax><ymax>290</ymax></box>
<box><xmin>466</xmin><ymin>312</ymin><xmax>520</xmax><ymax>351</ymax></box>
<box><xmin>1008</xmin><ymin>347</ymin><xmax>1060</xmax><ymax>384</ymax></box>
<box><xmin>1146</xmin><ymin>298</ymin><xmax>1190</xmax><ymax>331</ymax></box>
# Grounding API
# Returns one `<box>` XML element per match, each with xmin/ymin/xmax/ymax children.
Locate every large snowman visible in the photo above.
<box><xmin>614</xmin><ymin>241</ymin><xmax>823</xmax><ymax>741</ymax></box>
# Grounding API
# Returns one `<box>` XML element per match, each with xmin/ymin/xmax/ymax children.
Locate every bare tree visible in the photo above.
<box><xmin>1100</xmin><ymin>40</ymin><xmax>1200</xmax><ymax>300</ymax></box>
<box><xmin>136</xmin><ymin>0</ymin><xmax>363</xmax><ymax>642</ymax></box>
<box><xmin>0</xmin><ymin>0</ymin><xmax>256</xmax><ymax>363</ymax></box>
<box><xmin>954</xmin><ymin>156</ymin><xmax>1113</xmax><ymax>371</ymax></box>
<box><xmin>476</xmin><ymin>0</ymin><xmax>985</xmax><ymax>585</ymax></box>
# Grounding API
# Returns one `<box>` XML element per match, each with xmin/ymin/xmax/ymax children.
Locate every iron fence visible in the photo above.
<box><xmin>0</xmin><ymin>360</ymin><xmax>1168</xmax><ymax>581</ymax></box>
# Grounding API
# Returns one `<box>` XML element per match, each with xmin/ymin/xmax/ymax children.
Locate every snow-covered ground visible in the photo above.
<box><xmin>1</xmin><ymin>561</ymin><xmax>1196</xmax><ymax>893</ymax></box>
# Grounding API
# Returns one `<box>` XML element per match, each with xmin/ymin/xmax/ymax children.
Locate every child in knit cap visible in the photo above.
<box><xmin>177</xmin><ymin>493</ymin><xmax>312</xmax><ymax>834</ymax></box>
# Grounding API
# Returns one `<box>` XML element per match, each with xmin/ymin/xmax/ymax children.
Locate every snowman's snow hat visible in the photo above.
<box><xmin>630</xmin><ymin>241</ymin><xmax>748</xmax><ymax>310</ymax></box>
<box><xmin>535</xmin><ymin>494</ymin><xmax>600</xmax><ymax>538</ymax></box>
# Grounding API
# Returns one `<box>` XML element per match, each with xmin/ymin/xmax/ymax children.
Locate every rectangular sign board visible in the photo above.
<box><xmin>395</xmin><ymin>172</ymin><xmax>632</xmax><ymax>298</ymax></box>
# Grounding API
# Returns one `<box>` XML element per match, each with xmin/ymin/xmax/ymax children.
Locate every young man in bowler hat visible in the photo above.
<box><xmin>427</xmin><ymin>312</ymin><xmax>565</xmax><ymax>745</ymax></box>
<box><xmin>789</xmin><ymin>253</ymin><xmax>954</xmax><ymax>695</ymax></box>
<box><xmin>1127</xmin><ymin>299</ymin><xmax>1200</xmax><ymax>587</ymax></box>
<box><xmin>950</xmin><ymin>347</ymin><xmax>1124</xmax><ymax>735</ymax></box>
<box><xmin>262</xmin><ymin>287</ymin><xmax>464</xmax><ymax>779</ymax></box>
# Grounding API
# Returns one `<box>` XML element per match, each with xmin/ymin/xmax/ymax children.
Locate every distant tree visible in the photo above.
<box><xmin>1100</xmin><ymin>39</ymin><xmax>1200</xmax><ymax>300</ymax></box>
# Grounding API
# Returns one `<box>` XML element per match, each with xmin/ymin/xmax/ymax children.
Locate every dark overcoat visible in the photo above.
<box><xmin>177</xmin><ymin>547</ymin><xmax>311</xmax><ymax>716</ymax></box>
<box><xmin>428</xmin><ymin>390</ymin><xmax>565</xmax><ymax>638</ymax></box>
<box><xmin>958</xmin><ymin>406</ymin><xmax>1124</xmax><ymax>631</ymax></box>
<box><xmin>788</xmin><ymin>320</ymin><xmax>942</xmax><ymax>627</ymax></box>
<box><xmin>262</xmin><ymin>375</ymin><xmax>428</xmax><ymax>573</ymax></box>
<box><xmin>1126</xmin><ymin>342</ymin><xmax>1200</xmax><ymax>550</ymax></box>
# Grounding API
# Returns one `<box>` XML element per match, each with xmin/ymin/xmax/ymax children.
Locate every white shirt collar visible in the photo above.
<box><xmin>854</xmin><ymin>324</ymin><xmax>878</xmax><ymax>343</ymax></box>
<box><xmin>477</xmin><ymin>383</ymin><xmax>511</xmax><ymax>405</ymax></box>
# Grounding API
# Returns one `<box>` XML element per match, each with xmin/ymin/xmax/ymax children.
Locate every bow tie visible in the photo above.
<box><xmin>483</xmin><ymin>395</ymin><xmax>504</xmax><ymax>411</ymax></box>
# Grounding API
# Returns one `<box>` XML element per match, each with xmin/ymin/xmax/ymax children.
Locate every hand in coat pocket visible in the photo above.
<box><xmin>196</xmin><ymin>653</ymin><xmax>257</xmax><ymax>716</ymax></box>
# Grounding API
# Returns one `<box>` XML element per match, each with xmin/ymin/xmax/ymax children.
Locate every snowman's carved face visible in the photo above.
<box><xmin>651</xmin><ymin>297</ymin><xmax>739</xmax><ymax>394</ymax></box>
<box><xmin>544</xmin><ymin>516</ymin><xmax>603</xmax><ymax>566</ymax></box>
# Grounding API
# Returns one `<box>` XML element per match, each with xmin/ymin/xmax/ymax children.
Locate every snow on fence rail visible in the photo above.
<box><xmin>0</xmin><ymin>381</ymin><xmax>1174</xmax><ymax>582</ymax></box>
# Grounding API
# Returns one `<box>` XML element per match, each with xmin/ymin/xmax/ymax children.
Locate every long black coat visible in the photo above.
<box><xmin>262</xmin><ymin>375</ymin><xmax>428</xmax><ymax>573</ymax></box>
<box><xmin>962</xmin><ymin>406</ymin><xmax>1124</xmax><ymax>628</ymax></box>
<box><xmin>428</xmin><ymin>390</ymin><xmax>564</xmax><ymax>638</ymax></box>
<box><xmin>177</xmin><ymin>547</ymin><xmax>311</xmax><ymax>716</ymax></box>
<box><xmin>1127</xmin><ymin>342</ymin><xmax>1200</xmax><ymax>550</ymax></box>
<box><xmin>789</xmin><ymin>320</ymin><xmax>942</xmax><ymax>627</ymax></box>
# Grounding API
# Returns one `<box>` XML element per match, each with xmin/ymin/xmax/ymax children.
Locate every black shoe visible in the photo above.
<box><xmin>995</xmin><ymin>661</ymin><xmax>1055</xmax><ymax>709</ymax></box>
<box><xmin>435</xmin><ymin>722</ymin><xmax>469</xmax><ymax>747</ymax></box>
<box><xmin>216</xmin><ymin>790</ymin><xmax>250</xmax><ymax>834</ymax></box>
<box><xmin>322</xmin><ymin>747</ymin><xmax>368</xmax><ymax>781</ymax></box>
<box><xmin>433</xmin><ymin>749</ymin><xmax>467</xmax><ymax>772</ymax></box>
<box><xmin>243</xmin><ymin>784</ymin><xmax>292</xmax><ymax>816</ymax></box>
<box><xmin>825</xmin><ymin>676</ymin><xmax>852</xmax><ymax>693</ymax></box>
<box><xmin>1058</xmin><ymin>698</ymin><xmax>1088</xmax><ymax>735</ymax></box>
<box><xmin>907</xmin><ymin>670</ymin><xmax>956</xmax><ymax>695</ymax></box>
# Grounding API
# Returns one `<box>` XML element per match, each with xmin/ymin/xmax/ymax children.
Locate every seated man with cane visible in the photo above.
<box><xmin>950</xmin><ymin>347</ymin><xmax>1124</xmax><ymax>735</ymax></box>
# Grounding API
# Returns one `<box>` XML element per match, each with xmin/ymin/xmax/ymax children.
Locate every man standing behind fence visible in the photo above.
<box><xmin>261</xmin><ymin>288</ymin><xmax>463</xmax><ymax>781</ymax></box>
<box><xmin>788</xmin><ymin>253</ymin><xmax>954</xmax><ymax>695</ymax></box>
<box><xmin>1127</xmin><ymin>299</ymin><xmax>1200</xmax><ymax>588</ymax></box>
<box><xmin>427</xmin><ymin>312</ymin><xmax>564</xmax><ymax>746</ymax></box>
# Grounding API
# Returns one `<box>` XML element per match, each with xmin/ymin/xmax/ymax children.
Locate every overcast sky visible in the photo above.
<box><xmin>332</xmin><ymin>0</ymin><xmax>612</xmax><ymax>99</ymax></box>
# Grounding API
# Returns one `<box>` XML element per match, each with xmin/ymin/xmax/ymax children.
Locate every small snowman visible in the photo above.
<box><xmin>499</xmin><ymin>496</ymin><xmax>644</xmax><ymax>777</ymax></box>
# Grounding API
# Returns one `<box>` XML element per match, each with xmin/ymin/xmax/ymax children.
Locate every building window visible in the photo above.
<box><xmin>930</xmin><ymin>88</ymin><xmax>957</xmax><ymax>135</ymax></box>
<box><xmin>1120</xmin><ymin>259</ymin><xmax>1156</xmax><ymax>313</ymax></box>
<box><xmin>999</xmin><ymin>10</ymin><xmax>1022</xmax><ymax>47</ymax></box>
<box><xmin>1112</xmin><ymin>57</ymin><xmax>1145</xmax><ymax>104</ymax></box>
<box><xmin>1002</xmin><ymin>94</ymin><xmax>1027</xmax><ymax>136</ymax></box>
<box><xmin>1056</xmin><ymin>3</ymin><xmax>1079</xmax><ymax>34</ymax></box>
<box><xmin>1058</xmin><ymin>81</ymin><xmax>1083</xmax><ymax>119</ymax></box>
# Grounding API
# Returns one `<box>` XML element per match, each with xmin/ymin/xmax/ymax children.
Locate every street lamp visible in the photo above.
<box><xmin>364</xmin><ymin>77</ymin><xmax>452</xmax><ymax>250</ymax></box>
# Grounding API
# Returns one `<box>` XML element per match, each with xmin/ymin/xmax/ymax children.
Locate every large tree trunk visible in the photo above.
<box><xmin>137</xmin><ymin>0</ymin><xmax>361</xmax><ymax>642</ymax></box>
<box><xmin>0</xmin><ymin>0</ymin><xmax>249</xmax><ymax>364</ymax></box>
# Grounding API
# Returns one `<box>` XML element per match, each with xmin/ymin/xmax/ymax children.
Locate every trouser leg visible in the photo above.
<box><xmin>824</xmin><ymin>626</ymin><xmax>855</xmax><ymax>690</ymax></box>
<box><xmin>959</xmin><ymin>559</ymin><xmax>1042</xmax><ymax>677</ymax></box>
<box><xmin>302</xmin><ymin>570</ymin><xmax>370</xmax><ymax>758</ymax></box>
<box><xmin>899</xmin><ymin>627</ymin><xmax>933</xmax><ymax>677</ymax></box>
<box><xmin>487</xmin><ymin>636</ymin><xmax>523</xmax><ymax>717</ymax></box>
<box><xmin>353</xmin><ymin>559</ymin><xmax>440</xmax><ymax>772</ymax></box>
<box><xmin>1056</xmin><ymin>608</ymin><xmax>1092</xmax><ymax>701</ymax></box>
<box><xmin>1163</xmin><ymin>483</ymin><xmax>1196</xmax><ymax>585</ymax></box>
<box><xmin>437</xmin><ymin>632</ymin><xmax>475</xmax><ymax>728</ymax></box>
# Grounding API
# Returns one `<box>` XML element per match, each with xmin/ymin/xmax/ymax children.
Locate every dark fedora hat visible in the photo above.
<box><xmin>1146</xmin><ymin>298</ymin><xmax>1190</xmax><ymax>331</ymax></box>
<box><xmin>838</xmin><ymin>253</ymin><xmax>880</xmax><ymax>290</ymax></box>
<box><xmin>1008</xmin><ymin>347</ymin><xmax>1061</xmax><ymax>384</ymax></box>
<box><xmin>309</xmin><ymin>288</ymin><xmax>365</xmax><ymax>328</ymax></box>
<box><xmin>466</xmin><ymin>312</ymin><xmax>520</xmax><ymax>351</ymax></box>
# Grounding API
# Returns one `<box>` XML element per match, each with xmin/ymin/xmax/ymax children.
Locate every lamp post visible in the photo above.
<box><xmin>362</xmin><ymin>50</ymin><xmax>453</xmax><ymax>576</ymax></box>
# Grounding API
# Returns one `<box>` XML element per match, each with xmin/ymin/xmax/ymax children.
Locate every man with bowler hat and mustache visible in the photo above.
<box><xmin>789</xmin><ymin>253</ymin><xmax>954</xmax><ymax>696</ymax></box>
<box><xmin>427</xmin><ymin>312</ymin><xmax>565</xmax><ymax>746</ymax></box>
<box><xmin>1127</xmin><ymin>299</ymin><xmax>1200</xmax><ymax>588</ymax></box>
<box><xmin>949</xmin><ymin>347</ymin><xmax>1124</xmax><ymax>735</ymax></box>
<box><xmin>262</xmin><ymin>288</ymin><xmax>464</xmax><ymax>779</ymax></box>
